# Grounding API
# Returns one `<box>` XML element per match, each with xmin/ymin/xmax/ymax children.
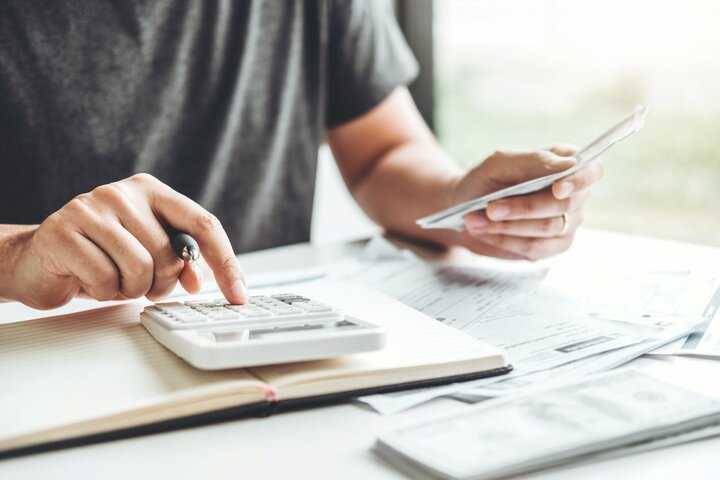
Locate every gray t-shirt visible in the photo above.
<box><xmin>0</xmin><ymin>0</ymin><xmax>418</xmax><ymax>252</ymax></box>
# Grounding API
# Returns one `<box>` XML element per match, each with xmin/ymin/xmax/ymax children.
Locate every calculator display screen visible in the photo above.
<box><xmin>212</xmin><ymin>320</ymin><xmax>360</xmax><ymax>343</ymax></box>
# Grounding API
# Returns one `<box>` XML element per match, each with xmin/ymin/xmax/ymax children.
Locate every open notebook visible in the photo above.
<box><xmin>0</xmin><ymin>282</ymin><xmax>509</xmax><ymax>457</ymax></box>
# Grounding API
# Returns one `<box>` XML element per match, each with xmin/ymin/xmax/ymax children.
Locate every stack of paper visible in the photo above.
<box><xmin>332</xmin><ymin>238</ymin><xmax>719</xmax><ymax>414</ymax></box>
<box><xmin>376</xmin><ymin>369</ymin><xmax>720</xmax><ymax>480</ymax></box>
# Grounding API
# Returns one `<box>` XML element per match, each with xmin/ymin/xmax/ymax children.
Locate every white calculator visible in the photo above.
<box><xmin>140</xmin><ymin>294</ymin><xmax>387</xmax><ymax>370</ymax></box>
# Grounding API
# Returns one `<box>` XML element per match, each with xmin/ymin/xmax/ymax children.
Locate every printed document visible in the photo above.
<box><xmin>651</xmin><ymin>285</ymin><xmax>720</xmax><ymax>357</ymax></box>
<box><xmin>332</xmin><ymin>246</ymin><xmax>716</xmax><ymax>414</ymax></box>
<box><xmin>339</xmin><ymin>259</ymin><xmax>647</xmax><ymax>373</ymax></box>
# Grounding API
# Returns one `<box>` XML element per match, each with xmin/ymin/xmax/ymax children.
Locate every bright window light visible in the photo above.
<box><xmin>436</xmin><ymin>0</ymin><xmax>720</xmax><ymax>245</ymax></box>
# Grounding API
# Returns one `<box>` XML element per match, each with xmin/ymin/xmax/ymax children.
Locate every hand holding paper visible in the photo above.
<box><xmin>419</xmin><ymin>107</ymin><xmax>648</xmax><ymax>261</ymax></box>
<box><xmin>449</xmin><ymin>145</ymin><xmax>594</xmax><ymax>260</ymax></box>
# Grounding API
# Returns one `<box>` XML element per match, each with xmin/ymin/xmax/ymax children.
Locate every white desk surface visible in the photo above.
<box><xmin>2</xmin><ymin>229</ymin><xmax>720</xmax><ymax>479</ymax></box>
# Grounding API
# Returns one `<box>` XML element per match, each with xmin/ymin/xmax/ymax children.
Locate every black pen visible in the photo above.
<box><xmin>170</xmin><ymin>230</ymin><xmax>200</xmax><ymax>263</ymax></box>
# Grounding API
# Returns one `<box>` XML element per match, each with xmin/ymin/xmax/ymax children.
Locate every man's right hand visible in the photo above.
<box><xmin>1</xmin><ymin>173</ymin><xmax>247</xmax><ymax>309</ymax></box>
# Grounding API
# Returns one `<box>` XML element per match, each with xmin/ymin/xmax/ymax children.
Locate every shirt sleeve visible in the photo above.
<box><xmin>326</xmin><ymin>0</ymin><xmax>420</xmax><ymax>128</ymax></box>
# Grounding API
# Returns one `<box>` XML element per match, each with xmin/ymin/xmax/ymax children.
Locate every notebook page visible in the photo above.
<box><xmin>0</xmin><ymin>303</ymin><xmax>265</xmax><ymax>449</ymax></box>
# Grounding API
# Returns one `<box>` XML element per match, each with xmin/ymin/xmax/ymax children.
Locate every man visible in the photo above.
<box><xmin>0</xmin><ymin>1</ymin><xmax>601</xmax><ymax>309</ymax></box>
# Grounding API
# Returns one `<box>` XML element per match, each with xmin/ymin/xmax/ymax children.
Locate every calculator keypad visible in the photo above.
<box><xmin>144</xmin><ymin>294</ymin><xmax>341</xmax><ymax>329</ymax></box>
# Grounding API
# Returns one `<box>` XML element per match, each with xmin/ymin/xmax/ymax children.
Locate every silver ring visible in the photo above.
<box><xmin>560</xmin><ymin>213</ymin><xmax>569</xmax><ymax>235</ymax></box>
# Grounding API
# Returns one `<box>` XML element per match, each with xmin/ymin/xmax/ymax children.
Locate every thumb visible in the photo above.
<box><xmin>179</xmin><ymin>261</ymin><xmax>203</xmax><ymax>295</ymax></box>
<box><xmin>483</xmin><ymin>150</ymin><xmax>577</xmax><ymax>186</ymax></box>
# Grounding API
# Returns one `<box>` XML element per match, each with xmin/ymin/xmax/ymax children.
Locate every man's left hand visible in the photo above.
<box><xmin>450</xmin><ymin>145</ymin><xmax>603</xmax><ymax>261</ymax></box>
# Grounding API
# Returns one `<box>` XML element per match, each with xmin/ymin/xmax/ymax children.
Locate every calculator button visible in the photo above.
<box><xmin>257</xmin><ymin>303</ymin><xmax>283</xmax><ymax>311</ymax></box>
<box><xmin>296</xmin><ymin>302</ymin><xmax>333</xmax><ymax>313</ymax></box>
<box><xmin>260</xmin><ymin>298</ymin><xmax>283</xmax><ymax>305</ymax></box>
<box><xmin>156</xmin><ymin>302</ymin><xmax>192</xmax><ymax>311</ymax></box>
<box><xmin>269</xmin><ymin>309</ymin><xmax>300</xmax><ymax>316</ymax></box>
<box><xmin>158</xmin><ymin>304</ymin><xmax>202</xmax><ymax>316</ymax></box>
<box><xmin>225</xmin><ymin>305</ymin><xmax>272</xmax><ymax>318</ymax></box>
<box><xmin>146</xmin><ymin>306</ymin><xmax>176</xmax><ymax>319</ymax></box>
<box><xmin>207</xmin><ymin>310</ymin><xmax>238</xmax><ymax>321</ymax></box>
<box><xmin>273</xmin><ymin>294</ymin><xmax>310</xmax><ymax>304</ymax></box>
<box><xmin>249</xmin><ymin>296</ymin><xmax>271</xmax><ymax>303</ymax></box>
<box><xmin>149</xmin><ymin>306</ymin><xmax>207</xmax><ymax>326</ymax></box>
<box><xmin>187</xmin><ymin>300</ymin><xmax>226</xmax><ymax>308</ymax></box>
<box><xmin>177</xmin><ymin>314</ymin><xmax>208</xmax><ymax>324</ymax></box>
<box><xmin>259</xmin><ymin>300</ymin><xmax>300</xmax><ymax>312</ymax></box>
<box><xmin>147</xmin><ymin>294</ymin><xmax>345</xmax><ymax>330</ymax></box>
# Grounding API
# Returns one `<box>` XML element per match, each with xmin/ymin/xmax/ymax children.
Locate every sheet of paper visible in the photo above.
<box><xmin>417</xmin><ymin>105</ymin><xmax>647</xmax><ymax>230</ymax></box>
<box><xmin>452</xmin><ymin>327</ymin><xmax>695</xmax><ymax>401</ymax></box>
<box><xmin>337</xmin><ymin>259</ymin><xmax>645</xmax><ymax>367</ymax></box>
<box><xmin>551</xmin><ymin>269</ymin><xmax>718</xmax><ymax>330</ymax></box>
<box><xmin>650</xmin><ymin>285</ymin><xmax>720</xmax><ymax>357</ymax></box>
<box><xmin>376</xmin><ymin>369</ymin><xmax>720</xmax><ymax>480</ymax></box>
<box><xmin>334</xmin><ymin>253</ymin><xmax>714</xmax><ymax>414</ymax></box>
<box><xmin>360</xmin><ymin>328</ymin><xmax>695</xmax><ymax>415</ymax></box>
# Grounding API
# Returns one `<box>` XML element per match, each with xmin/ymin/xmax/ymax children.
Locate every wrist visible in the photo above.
<box><xmin>449</xmin><ymin>164</ymin><xmax>498</xmax><ymax>208</ymax></box>
<box><xmin>441</xmin><ymin>171</ymin><xmax>466</xmax><ymax>211</ymax></box>
<box><xmin>0</xmin><ymin>225</ymin><xmax>37</xmax><ymax>302</ymax></box>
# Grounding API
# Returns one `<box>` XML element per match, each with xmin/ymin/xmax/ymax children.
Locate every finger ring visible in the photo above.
<box><xmin>560</xmin><ymin>213</ymin><xmax>569</xmax><ymax>235</ymax></box>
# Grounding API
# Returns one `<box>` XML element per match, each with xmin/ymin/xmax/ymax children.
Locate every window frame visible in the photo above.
<box><xmin>395</xmin><ymin>0</ymin><xmax>435</xmax><ymax>132</ymax></box>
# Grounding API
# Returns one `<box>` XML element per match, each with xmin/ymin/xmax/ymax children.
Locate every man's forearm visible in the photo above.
<box><xmin>350</xmin><ymin>140</ymin><xmax>466</xmax><ymax>247</ymax></box>
<box><xmin>330</xmin><ymin>88</ymin><xmax>597</xmax><ymax>262</ymax></box>
<box><xmin>0</xmin><ymin>225</ymin><xmax>36</xmax><ymax>302</ymax></box>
